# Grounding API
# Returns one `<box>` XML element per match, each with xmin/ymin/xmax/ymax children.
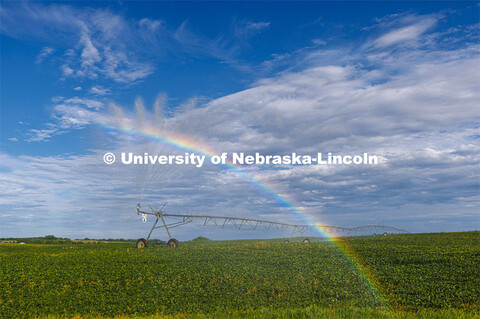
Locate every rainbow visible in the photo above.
<box><xmin>104</xmin><ymin>121</ymin><xmax>390</xmax><ymax>309</ymax></box>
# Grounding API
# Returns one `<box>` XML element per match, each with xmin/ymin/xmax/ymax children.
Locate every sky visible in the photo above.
<box><xmin>1</xmin><ymin>1</ymin><xmax>479</xmax><ymax>240</ymax></box>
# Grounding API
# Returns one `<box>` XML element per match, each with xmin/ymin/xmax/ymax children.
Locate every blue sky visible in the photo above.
<box><xmin>1</xmin><ymin>1</ymin><xmax>479</xmax><ymax>239</ymax></box>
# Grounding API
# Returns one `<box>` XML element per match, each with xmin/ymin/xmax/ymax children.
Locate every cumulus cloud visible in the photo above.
<box><xmin>89</xmin><ymin>86</ymin><xmax>110</xmax><ymax>95</ymax></box>
<box><xmin>167</xmin><ymin>55</ymin><xmax>478</xmax><ymax>152</ymax></box>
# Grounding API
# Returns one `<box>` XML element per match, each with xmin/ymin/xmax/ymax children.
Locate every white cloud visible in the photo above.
<box><xmin>61</xmin><ymin>64</ymin><xmax>74</xmax><ymax>76</ymax></box>
<box><xmin>173</xmin><ymin>21</ymin><xmax>234</xmax><ymax>61</ymax></box>
<box><xmin>74</xmin><ymin>86</ymin><xmax>82</xmax><ymax>91</ymax></box>
<box><xmin>167</xmin><ymin>53</ymin><xmax>478</xmax><ymax>152</ymax></box>
<box><xmin>89</xmin><ymin>86</ymin><xmax>110</xmax><ymax>95</ymax></box>
<box><xmin>312</xmin><ymin>38</ymin><xmax>326</xmax><ymax>45</ymax></box>
<box><xmin>245</xmin><ymin>21</ymin><xmax>270</xmax><ymax>31</ymax></box>
<box><xmin>0</xmin><ymin>2</ymin><xmax>273</xmax><ymax>83</ymax></box>
<box><xmin>24</xmin><ymin>97</ymin><xmax>106</xmax><ymax>142</ymax></box>
<box><xmin>139</xmin><ymin>18</ymin><xmax>163</xmax><ymax>31</ymax></box>
<box><xmin>25</xmin><ymin>128</ymin><xmax>59</xmax><ymax>142</ymax></box>
<box><xmin>0</xmin><ymin>2</ymin><xmax>153</xmax><ymax>84</ymax></box>
<box><xmin>53</xmin><ymin>104</ymin><xmax>97</xmax><ymax>128</ymax></box>
<box><xmin>233</xmin><ymin>20</ymin><xmax>270</xmax><ymax>38</ymax></box>
<box><xmin>8</xmin><ymin>137</ymin><xmax>18</xmax><ymax>142</ymax></box>
<box><xmin>79</xmin><ymin>32</ymin><xmax>101</xmax><ymax>68</ymax></box>
<box><xmin>51</xmin><ymin>96</ymin><xmax>64</xmax><ymax>103</ymax></box>
<box><xmin>235</xmin><ymin>21</ymin><xmax>270</xmax><ymax>38</ymax></box>
<box><xmin>63</xmin><ymin>97</ymin><xmax>104</xmax><ymax>110</ymax></box>
<box><xmin>373</xmin><ymin>16</ymin><xmax>438</xmax><ymax>47</ymax></box>
<box><xmin>35</xmin><ymin>46</ymin><xmax>54</xmax><ymax>64</ymax></box>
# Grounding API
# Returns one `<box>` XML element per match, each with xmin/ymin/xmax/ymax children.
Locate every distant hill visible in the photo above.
<box><xmin>191</xmin><ymin>236</ymin><xmax>211</xmax><ymax>242</ymax></box>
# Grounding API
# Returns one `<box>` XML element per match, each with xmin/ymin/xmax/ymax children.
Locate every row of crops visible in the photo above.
<box><xmin>0</xmin><ymin>232</ymin><xmax>478</xmax><ymax>318</ymax></box>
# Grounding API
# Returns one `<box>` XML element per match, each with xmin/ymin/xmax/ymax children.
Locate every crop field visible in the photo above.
<box><xmin>0</xmin><ymin>232</ymin><xmax>479</xmax><ymax>318</ymax></box>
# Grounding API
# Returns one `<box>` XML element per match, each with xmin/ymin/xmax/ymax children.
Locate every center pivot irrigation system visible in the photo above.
<box><xmin>135</xmin><ymin>204</ymin><xmax>409</xmax><ymax>248</ymax></box>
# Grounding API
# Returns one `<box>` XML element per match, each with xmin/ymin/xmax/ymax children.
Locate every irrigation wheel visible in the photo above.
<box><xmin>136</xmin><ymin>238</ymin><xmax>147</xmax><ymax>249</ymax></box>
<box><xmin>303</xmin><ymin>238</ymin><xmax>310</xmax><ymax>244</ymax></box>
<box><xmin>167</xmin><ymin>238</ymin><xmax>179</xmax><ymax>248</ymax></box>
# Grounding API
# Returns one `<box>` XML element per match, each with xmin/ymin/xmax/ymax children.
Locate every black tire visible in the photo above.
<box><xmin>136</xmin><ymin>238</ymin><xmax>147</xmax><ymax>249</ymax></box>
<box><xmin>167</xmin><ymin>238</ymin><xmax>179</xmax><ymax>248</ymax></box>
<box><xmin>303</xmin><ymin>238</ymin><xmax>310</xmax><ymax>244</ymax></box>
<box><xmin>284</xmin><ymin>239</ymin><xmax>290</xmax><ymax>244</ymax></box>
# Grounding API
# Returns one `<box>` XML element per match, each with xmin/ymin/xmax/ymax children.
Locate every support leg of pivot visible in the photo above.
<box><xmin>147</xmin><ymin>216</ymin><xmax>159</xmax><ymax>242</ymax></box>
<box><xmin>160</xmin><ymin>214</ymin><xmax>172</xmax><ymax>239</ymax></box>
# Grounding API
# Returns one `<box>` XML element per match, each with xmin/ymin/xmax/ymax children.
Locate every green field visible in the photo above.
<box><xmin>0</xmin><ymin>232</ymin><xmax>479</xmax><ymax>318</ymax></box>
